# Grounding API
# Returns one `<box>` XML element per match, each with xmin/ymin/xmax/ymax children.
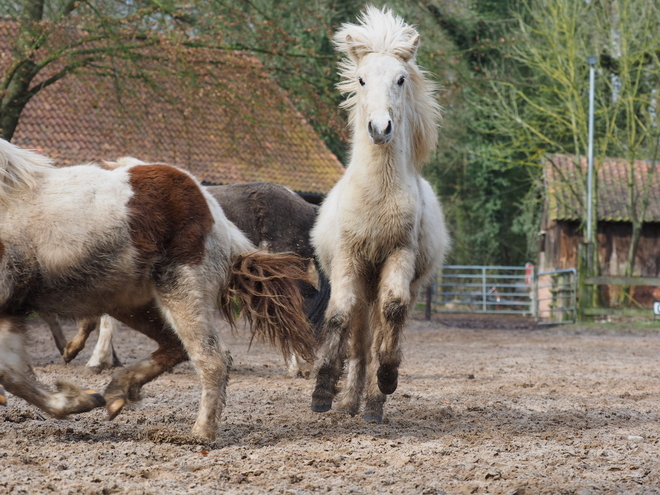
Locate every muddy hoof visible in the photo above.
<box><xmin>107</xmin><ymin>398</ymin><xmax>126</xmax><ymax>420</ymax></box>
<box><xmin>363</xmin><ymin>412</ymin><xmax>383</xmax><ymax>423</ymax></box>
<box><xmin>311</xmin><ymin>391</ymin><xmax>333</xmax><ymax>412</ymax></box>
<box><xmin>311</xmin><ymin>401</ymin><xmax>332</xmax><ymax>413</ymax></box>
<box><xmin>377</xmin><ymin>365</ymin><xmax>398</xmax><ymax>395</ymax></box>
<box><xmin>84</xmin><ymin>366</ymin><xmax>105</xmax><ymax>375</ymax></box>
<box><xmin>62</xmin><ymin>346</ymin><xmax>81</xmax><ymax>364</ymax></box>
<box><xmin>0</xmin><ymin>386</ymin><xmax>6</xmax><ymax>406</ymax></box>
<box><xmin>84</xmin><ymin>389</ymin><xmax>106</xmax><ymax>408</ymax></box>
<box><xmin>311</xmin><ymin>384</ymin><xmax>334</xmax><ymax>413</ymax></box>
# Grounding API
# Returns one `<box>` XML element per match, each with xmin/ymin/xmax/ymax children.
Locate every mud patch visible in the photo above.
<box><xmin>1</xmin><ymin>315</ymin><xmax>660</xmax><ymax>494</ymax></box>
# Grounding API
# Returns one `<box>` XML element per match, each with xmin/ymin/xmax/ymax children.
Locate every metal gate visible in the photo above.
<box><xmin>428</xmin><ymin>264</ymin><xmax>535</xmax><ymax>316</ymax></box>
<box><xmin>534</xmin><ymin>268</ymin><xmax>577</xmax><ymax>324</ymax></box>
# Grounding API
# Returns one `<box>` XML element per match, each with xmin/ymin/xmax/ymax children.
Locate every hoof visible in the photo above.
<box><xmin>311</xmin><ymin>383</ymin><xmax>334</xmax><ymax>413</ymax></box>
<box><xmin>191</xmin><ymin>425</ymin><xmax>217</xmax><ymax>443</ymax></box>
<box><xmin>0</xmin><ymin>386</ymin><xmax>6</xmax><ymax>406</ymax></box>
<box><xmin>311</xmin><ymin>402</ymin><xmax>332</xmax><ymax>413</ymax></box>
<box><xmin>363</xmin><ymin>412</ymin><xmax>383</xmax><ymax>423</ymax></box>
<box><xmin>84</xmin><ymin>389</ymin><xmax>106</xmax><ymax>408</ymax></box>
<box><xmin>61</xmin><ymin>347</ymin><xmax>80</xmax><ymax>364</ymax></box>
<box><xmin>107</xmin><ymin>398</ymin><xmax>126</xmax><ymax>420</ymax></box>
<box><xmin>377</xmin><ymin>365</ymin><xmax>398</xmax><ymax>395</ymax></box>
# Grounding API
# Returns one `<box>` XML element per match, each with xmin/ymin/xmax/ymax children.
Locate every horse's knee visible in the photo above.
<box><xmin>326</xmin><ymin>310</ymin><xmax>350</xmax><ymax>333</ymax></box>
<box><xmin>382</xmin><ymin>297</ymin><xmax>407</xmax><ymax>328</ymax></box>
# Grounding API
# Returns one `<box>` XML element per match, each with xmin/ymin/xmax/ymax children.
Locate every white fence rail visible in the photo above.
<box><xmin>427</xmin><ymin>264</ymin><xmax>535</xmax><ymax>316</ymax></box>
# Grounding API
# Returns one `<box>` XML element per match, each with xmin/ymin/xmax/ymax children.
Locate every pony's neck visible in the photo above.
<box><xmin>350</xmin><ymin>122</ymin><xmax>419</xmax><ymax>188</ymax></box>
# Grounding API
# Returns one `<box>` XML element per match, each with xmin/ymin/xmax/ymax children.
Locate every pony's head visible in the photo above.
<box><xmin>334</xmin><ymin>6</ymin><xmax>441</xmax><ymax>167</ymax></box>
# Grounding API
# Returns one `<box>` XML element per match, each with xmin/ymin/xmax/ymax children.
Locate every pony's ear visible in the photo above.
<box><xmin>395</xmin><ymin>33</ymin><xmax>420</xmax><ymax>62</ymax></box>
<box><xmin>336</xmin><ymin>32</ymin><xmax>371</xmax><ymax>62</ymax></box>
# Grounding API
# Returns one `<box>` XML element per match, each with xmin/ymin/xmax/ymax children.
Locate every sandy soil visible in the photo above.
<box><xmin>2</xmin><ymin>314</ymin><xmax>660</xmax><ymax>494</ymax></box>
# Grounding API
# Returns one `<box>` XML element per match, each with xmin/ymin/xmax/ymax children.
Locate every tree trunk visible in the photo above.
<box><xmin>0</xmin><ymin>61</ymin><xmax>37</xmax><ymax>141</ymax></box>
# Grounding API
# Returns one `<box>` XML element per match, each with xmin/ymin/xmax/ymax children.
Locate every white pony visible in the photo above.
<box><xmin>0</xmin><ymin>139</ymin><xmax>315</xmax><ymax>441</ymax></box>
<box><xmin>310</xmin><ymin>7</ymin><xmax>449</xmax><ymax>422</ymax></box>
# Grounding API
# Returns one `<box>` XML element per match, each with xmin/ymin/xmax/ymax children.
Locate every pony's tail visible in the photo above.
<box><xmin>219</xmin><ymin>251</ymin><xmax>317</xmax><ymax>363</ymax></box>
<box><xmin>0</xmin><ymin>138</ymin><xmax>53</xmax><ymax>201</ymax></box>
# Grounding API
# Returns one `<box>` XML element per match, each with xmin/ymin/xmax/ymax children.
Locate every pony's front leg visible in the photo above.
<box><xmin>0</xmin><ymin>319</ymin><xmax>105</xmax><ymax>417</ymax></box>
<box><xmin>103</xmin><ymin>305</ymin><xmax>188</xmax><ymax>422</ymax></box>
<box><xmin>336</xmin><ymin>302</ymin><xmax>369</xmax><ymax>416</ymax></box>
<box><xmin>311</xmin><ymin>260</ymin><xmax>360</xmax><ymax>413</ymax></box>
<box><xmin>62</xmin><ymin>317</ymin><xmax>98</xmax><ymax>363</ymax></box>
<box><xmin>40</xmin><ymin>313</ymin><xmax>67</xmax><ymax>356</ymax></box>
<box><xmin>364</xmin><ymin>249</ymin><xmax>416</xmax><ymax>422</ymax></box>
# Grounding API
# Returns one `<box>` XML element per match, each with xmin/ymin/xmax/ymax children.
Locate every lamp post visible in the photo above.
<box><xmin>586</xmin><ymin>55</ymin><xmax>597</xmax><ymax>243</ymax></box>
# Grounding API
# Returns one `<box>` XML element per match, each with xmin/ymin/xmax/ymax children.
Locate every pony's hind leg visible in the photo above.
<box><xmin>311</xmin><ymin>262</ymin><xmax>360</xmax><ymax>413</ymax></box>
<box><xmin>86</xmin><ymin>315</ymin><xmax>122</xmax><ymax>373</ymax></box>
<box><xmin>0</xmin><ymin>318</ymin><xmax>105</xmax><ymax>417</ymax></box>
<box><xmin>157</xmin><ymin>287</ymin><xmax>232</xmax><ymax>442</ymax></box>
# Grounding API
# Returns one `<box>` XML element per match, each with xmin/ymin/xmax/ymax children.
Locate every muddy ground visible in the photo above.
<box><xmin>2</xmin><ymin>313</ymin><xmax>660</xmax><ymax>494</ymax></box>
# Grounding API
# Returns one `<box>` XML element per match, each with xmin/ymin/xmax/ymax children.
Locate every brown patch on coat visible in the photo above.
<box><xmin>127</xmin><ymin>165</ymin><xmax>214</xmax><ymax>268</ymax></box>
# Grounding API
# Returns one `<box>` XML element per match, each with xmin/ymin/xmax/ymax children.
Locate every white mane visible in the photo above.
<box><xmin>0</xmin><ymin>139</ymin><xmax>53</xmax><ymax>203</ymax></box>
<box><xmin>333</xmin><ymin>6</ymin><xmax>442</xmax><ymax>169</ymax></box>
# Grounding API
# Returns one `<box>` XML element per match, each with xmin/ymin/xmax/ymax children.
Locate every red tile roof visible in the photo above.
<box><xmin>545</xmin><ymin>154</ymin><xmax>660</xmax><ymax>223</ymax></box>
<box><xmin>1</xmin><ymin>21</ymin><xmax>344</xmax><ymax>195</ymax></box>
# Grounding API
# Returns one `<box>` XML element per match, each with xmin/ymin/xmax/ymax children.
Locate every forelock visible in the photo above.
<box><xmin>333</xmin><ymin>6</ymin><xmax>419</xmax><ymax>62</ymax></box>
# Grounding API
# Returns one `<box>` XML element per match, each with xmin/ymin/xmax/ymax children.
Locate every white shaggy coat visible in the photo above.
<box><xmin>310</xmin><ymin>7</ymin><xmax>450</xmax><ymax>422</ymax></box>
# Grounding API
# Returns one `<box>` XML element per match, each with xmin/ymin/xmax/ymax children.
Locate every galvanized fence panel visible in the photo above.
<box><xmin>534</xmin><ymin>269</ymin><xmax>577</xmax><ymax>324</ymax></box>
<box><xmin>428</xmin><ymin>265</ymin><xmax>535</xmax><ymax>316</ymax></box>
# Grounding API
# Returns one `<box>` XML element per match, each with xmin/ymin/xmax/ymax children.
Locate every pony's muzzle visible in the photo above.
<box><xmin>368</xmin><ymin>119</ymin><xmax>393</xmax><ymax>144</ymax></box>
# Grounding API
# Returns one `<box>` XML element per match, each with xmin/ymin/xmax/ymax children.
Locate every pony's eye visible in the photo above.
<box><xmin>358</xmin><ymin>77</ymin><xmax>365</xmax><ymax>86</ymax></box>
<box><xmin>397</xmin><ymin>76</ymin><xmax>405</xmax><ymax>86</ymax></box>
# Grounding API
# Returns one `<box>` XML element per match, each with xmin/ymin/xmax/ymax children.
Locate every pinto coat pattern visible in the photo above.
<box><xmin>0</xmin><ymin>139</ymin><xmax>315</xmax><ymax>440</ymax></box>
<box><xmin>310</xmin><ymin>7</ymin><xmax>450</xmax><ymax>422</ymax></box>
<box><xmin>52</xmin><ymin>181</ymin><xmax>329</xmax><ymax>377</ymax></box>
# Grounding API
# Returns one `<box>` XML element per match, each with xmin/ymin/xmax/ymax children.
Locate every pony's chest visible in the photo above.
<box><xmin>340</xmin><ymin>188</ymin><xmax>419</xmax><ymax>253</ymax></box>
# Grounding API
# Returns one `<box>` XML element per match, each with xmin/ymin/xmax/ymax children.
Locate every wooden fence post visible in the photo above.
<box><xmin>425</xmin><ymin>283</ymin><xmax>433</xmax><ymax>321</ymax></box>
<box><xmin>578</xmin><ymin>242</ymin><xmax>595</xmax><ymax>322</ymax></box>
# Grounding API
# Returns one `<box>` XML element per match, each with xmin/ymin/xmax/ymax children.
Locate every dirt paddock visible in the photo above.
<box><xmin>2</xmin><ymin>314</ymin><xmax>660</xmax><ymax>494</ymax></box>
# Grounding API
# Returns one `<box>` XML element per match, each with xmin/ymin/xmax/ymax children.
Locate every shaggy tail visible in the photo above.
<box><xmin>0</xmin><ymin>138</ymin><xmax>53</xmax><ymax>201</ymax></box>
<box><xmin>219</xmin><ymin>251</ymin><xmax>317</xmax><ymax>363</ymax></box>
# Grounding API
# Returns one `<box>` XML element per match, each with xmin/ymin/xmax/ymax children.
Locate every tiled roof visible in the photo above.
<box><xmin>1</xmin><ymin>21</ymin><xmax>344</xmax><ymax>195</ymax></box>
<box><xmin>545</xmin><ymin>154</ymin><xmax>660</xmax><ymax>223</ymax></box>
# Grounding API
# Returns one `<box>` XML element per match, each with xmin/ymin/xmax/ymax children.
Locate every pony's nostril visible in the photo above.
<box><xmin>368</xmin><ymin>121</ymin><xmax>374</xmax><ymax>136</ymax></box>
<box><xmin>385</xmin><ymin>121</ymin><xmax>392</xmax><ymax>135</ymax></box>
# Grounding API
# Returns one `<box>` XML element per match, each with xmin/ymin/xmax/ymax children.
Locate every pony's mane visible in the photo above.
<box><xmin>0</xmin><ymin>139</ymin><xmax>53</xmax><ymax>203</ymax></box>
<box><xmin>334</xmin><ymin>6</ymin><xmax>442</xmax><ymax>169</ymax></box>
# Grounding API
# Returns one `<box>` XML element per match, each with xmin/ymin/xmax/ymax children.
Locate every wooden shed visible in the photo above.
<box><xmin>540</xmin><ymin>154</ymin><xmax>660</xmax><ymax>306</ymax></box>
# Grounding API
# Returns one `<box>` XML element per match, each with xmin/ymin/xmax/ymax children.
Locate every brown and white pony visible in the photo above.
<box><xmin>310</xmin><ymin>7</ymin><xmax>450</xmax><ymax>422</ymax></box>
<box><xmin>0</xmin><ymin>139</ymin><xmax>315</xmax><ymax>441</ymax></box>
<box><xmin>52</xmin><ymin>181</ymin><xmax>330</xmax><ymax>377</ymax></box>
